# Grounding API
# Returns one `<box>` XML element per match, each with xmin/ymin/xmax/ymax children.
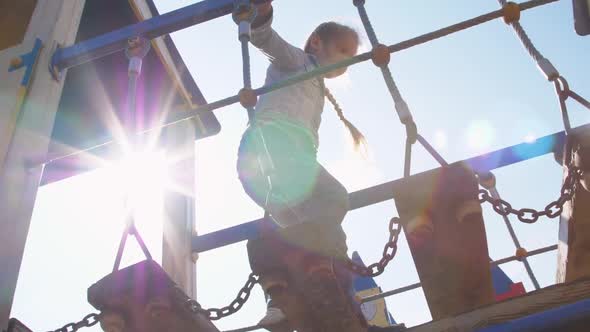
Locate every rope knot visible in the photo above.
<box><xmin>502</xmin><ymin>2</ymin><xmax>521</xmax><ymax>24</ymax></box>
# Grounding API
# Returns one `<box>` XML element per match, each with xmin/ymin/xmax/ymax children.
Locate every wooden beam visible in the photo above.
<box><xmin>406</xmin><ymin>277</ymin><xmax>590</xmax><ymax>332</ymax></box>
<box><xmin>160</xmin><ymin>110</ymin><xmax>220</xmax><ymax>332</ymax></box>
<box><xmin>0</xmin><ymin>1</ymin><xmax>86</xmax><ymax>328</ymax></box>
<box><xmin>0</xmin><ymin>0</ymin><xmax>37</xmax><ymax>50</ymax></box>
<box><xmin>161</xmin><ymin>120</ymin><xmax>197</xmax><ymax>295</ymax></box>
<box><xmin>393</xmin><ymin>162</ymin><xmax>495</xmax><ymax>320</ymax></box>
<box><xmin>557</xmin><ymin>132</ymin><xmax>590</xmax><ymax>283</ymax></box>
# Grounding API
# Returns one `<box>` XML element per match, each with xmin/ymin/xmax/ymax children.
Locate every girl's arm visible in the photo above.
<box><xmin>250</xmin><ymin>3</ymin><xmax>307</xmax><ymax>71</ymax></box>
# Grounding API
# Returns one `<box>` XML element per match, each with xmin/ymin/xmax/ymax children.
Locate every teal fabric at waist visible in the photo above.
<box><xmin>252</xmin><ymin>112</ymin><xmax>318</xmax><ymax>151</ymax></box>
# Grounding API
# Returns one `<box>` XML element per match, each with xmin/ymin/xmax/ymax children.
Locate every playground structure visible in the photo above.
<box><xmin>1</xmin><ymin>0</ymin><xmax>590</xmax><ymax>331</ymax></box>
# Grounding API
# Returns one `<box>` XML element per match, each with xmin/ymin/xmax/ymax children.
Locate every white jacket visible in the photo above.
<box><xmin>251</xmin><ymin>12</ymin><xmax>325</xmax><ymax>148</ymax></box>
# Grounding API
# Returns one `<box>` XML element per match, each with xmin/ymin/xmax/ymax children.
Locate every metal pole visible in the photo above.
<box><xmin>50</xmin><ymin>0</ymin><xmax>274</xmax><ymax>73</ymax></box>
<box><xmin>35</xmin><ymin>0</ymin><xmax>561</xmax><ymax>168</ymax></box>
<box><xmin>112</xmin><ymin>37</ymin><xmax>153</xmax><ymax>272</ymax></box>
<box><xmin>190</xmin><ymin>121</ymin><xmax>589</xmax><ymax>253</ymax></box>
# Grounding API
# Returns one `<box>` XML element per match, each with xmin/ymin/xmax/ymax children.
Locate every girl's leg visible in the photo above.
<box><xmin>247</xmin><ymin>229</ymin><xmax>319</xmax><ymax>332</ymax></box>
<box><xmin>273</xmin><ymin>165</ymin><xmax>350</xmax><ymax>258</ymax></box>
<box><xmin>238</xmin><ymin>127</ymin><xmax>365</xmax><ymax>330</ymax></box>
<box><xmin>268</xmin><ymin>166</ymin><xmax>367</xmax><ymax>332</ymax></box>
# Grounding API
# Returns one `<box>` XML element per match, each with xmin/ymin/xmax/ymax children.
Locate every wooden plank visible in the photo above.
<box><xmin>406</xmin><ymin>277</ymin><xmax>590</xmax><ymax>332</ymax></box>
<box><xmin>557</xmin><ymin>132</ymin><xmax>590</xmax><ymax>283</ymax></box>
<box><xmin>393</xmin><ymin>162</ymin><xmax>495</xmax><ymax>320</ymax></box>
<box><xmin>0</xmin><ymin>0</ymin><xmax>86</xmax><ymax>328</ymax></box>
<box><xmin>0</xmin><ymin>40</ymin><xmax>39</xmax><ymax>173</ymax></box>
<box><xmin>161</xmin><ymin>121</ymin><xmax>197</xmax><ymax>296</ymax></box>
<box><xmin>159</xmin><ymin>120</ymin><xmax>222</xmax><ymax>332</ymax></box>
<box><xmin>0</xmin><ymin>0</ymin><xmax>37</xmax><ymax>50</ymax></box>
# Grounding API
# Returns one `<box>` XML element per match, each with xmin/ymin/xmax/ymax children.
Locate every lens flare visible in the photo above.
<box><xmin>433</xmin><ymin>130</ymin><xmax>448</xmax><ymax>150</ymax></box>
<box><xmin>466</xmin><ymin>120</ymin><xmax>495</xmax><ymax>151</ymax></box>
<box><xmin>108</xmin><ymin>150</ymin><xmax>169</xmax><ymax>214</ymax></box>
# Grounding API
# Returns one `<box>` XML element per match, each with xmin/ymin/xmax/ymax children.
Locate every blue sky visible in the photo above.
<box><xmin>11</xmin><ymin>0</ymin><xmax>590</xmax><ymax>331</ymax></box>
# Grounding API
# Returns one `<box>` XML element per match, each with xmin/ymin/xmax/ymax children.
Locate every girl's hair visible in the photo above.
<box><xmin>324</xmin><ymin>87</ymin><xmax>367</xmax><ymax>152</ymax></box>
<box><xmin>304</xmin><ymin>22</ymin><xmax>367</xmax><ymax>152</ymax></box>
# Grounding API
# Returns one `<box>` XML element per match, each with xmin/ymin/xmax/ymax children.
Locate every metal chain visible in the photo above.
<box><xmin>479</xmin><ymin>166</ymin><xmax>581</xmax><ymax>223</ymax></box>
<box><xmin>185</xmin><ymin>273</ymin><xmax>259</xmax><ymax>320</ymax></box>
<box><xmin>46</xmin><ymin>313</ymin><xmax>102</xmax><ymax>332</ymax></box>
<box><xmin>184</xmin><ymin>215</ymin><xmax>400</xmax><ymax>319</ymax></box>
<box><xmin>346</xmin><ymin>217</ymin><xmax>402</xmax><ymax>277</ymax></box>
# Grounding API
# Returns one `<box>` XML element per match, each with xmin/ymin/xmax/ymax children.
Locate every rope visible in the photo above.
<box><xmin>355</xmin><ymin>0</ymin><xmax>412</xmax><ymax>124</ymax></box>
<box><xmin>355</xmin><ymin>0</ymin><xmax>419</xmax><ymax>179</ymax></box>
<box><xmin>404</xmin><ymin>138</ymin><xmax>412</xmax><ymax>178</ymax></box>
<box><xmin>355</xmin><ymin>2</ymin><xmax>379</xmax><ymax>46</ymax></box>
<box><xmin>416</xmin><ymin>135</ymin><xmax>449</xmax><ymax>166</ymax></box>
<box><xmin>36</xmin><ymin>1</ymin><xmax>589</xmax><ymax>329</ymax></box>
<box><xmin>382</xmin><ymin>67</ymin><xmax>412</xmax><ymax>124</ymax></box>
<box><xmin>569</xmin><ymin>90</ymin><xmax>590</xmax><ymax>110</ymax></box>
<box><xmin>112</xmin><ymin>38</ymin><xmax>154</xmax><ymax>273</ymax></box>
<box><xmin>224</xmin><ymin>325</ymin><xmax>262</xmax><ymax>332</ymax></box>
<box><xmin>389</xmin><ymin>0</ymin><xmax>557</xmax><ymax>55</ymax></box>
<box><xmin>241</xmin><ymin>39</ymin><xmax>252</xmax><ymax>89</ymax></box>
<box><xmin>33</xmin><ymin>0</ymin><xmax>560</xmax><ymax>167</ymax></box>
<box><xmin>239</xmin><ymin>30</ymin><xmax>255</xmax><ymax>122</ymax></box>
<box><xmin>497</xmin><ymin>0</ymin><xmax>545</xmax><ymax>64</ymax></box>
<box><xmin>555</xmin><ymin>78</ymin><xmax>573</xmax><ymax>134</ymax></box>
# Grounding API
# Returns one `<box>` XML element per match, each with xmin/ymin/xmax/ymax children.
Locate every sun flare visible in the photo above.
<box><xmin>103</xmin><ymin>149</ymin><xmax>171</xmax><ymax>224</ymax></box>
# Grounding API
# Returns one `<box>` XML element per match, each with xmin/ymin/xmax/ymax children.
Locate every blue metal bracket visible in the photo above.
<box><xmin>8</xmin><ymin>38</ymin><xmax>43</xmax><ymax>87</ymax></box>
<box><xmin>191</xmin><ymin>122</ymin><xmax>582</xmax><ymax>254</ymax></box>
<box><xmin>50</xmin><ymin>0</ymin><xmax>272</xmax><ymax>75</ymax></box>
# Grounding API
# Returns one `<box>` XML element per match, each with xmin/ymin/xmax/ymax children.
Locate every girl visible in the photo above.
<box><xmin>237</xmin><ymin>2</ymin><xmax>369</xmax><ymax>331</ymax></box>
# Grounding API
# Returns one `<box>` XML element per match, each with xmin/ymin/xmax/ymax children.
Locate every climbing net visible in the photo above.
<box><xmin>191</xmin><ymin>0</ymin><xmax>589</xmax><ymax>328</ymax></box>
<box><xmin>224</xmin><ymin>0</ymin><xmax>587</xmax><ymax>314</ymax></box>
<box><xmin>21</xmin><ymin>1</ymin><xmax>590</xmax><ymax>332</ymax></box>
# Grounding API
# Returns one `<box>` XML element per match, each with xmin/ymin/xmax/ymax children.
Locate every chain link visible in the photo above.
<box><xmin>346</xmin><ymin>217</ymin><xmax>402</xmax><ymax>277</ymax></box>
<box><xmin>46</xmin><ymin>313</ymin><xmax>101</xmax><ymax>332</ymax></box>
<box><xmin>185</xmin><ymin>273</ymin><xmax>259</xmax><ymax>320</ymax></box>
<box><xmin>479</xmin><ymin>166</ymin><xmax>581</xmax><ymax>223</ymax></box>
<box><xmin>188</xmin><ymin>218</ymin><xmax>402</xmax><ymax>317</ymax></box>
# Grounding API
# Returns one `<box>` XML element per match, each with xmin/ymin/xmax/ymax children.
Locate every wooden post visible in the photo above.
<box><xmin>161</xmin><ymin>120</ymin><xmax>198</xmax><ymax>298</ymax></box>
<box><xmin>161</xmin><ymin>121</ymin><xmax>220</xmax><ymax>331</ymax></box>
<box><xmin>393</xmin><ymin>162</ymin><xmax>495</xmax><ymax>320</ymax></box>
<box><xmin>557</xmin><ymin>132</ymin><xmax>590</xmax><ymax>283</ymax></box>
<box><xmin>0</xmin><ymin>1</ymin><xmax>86</xmax><ymax>328</ymax></box>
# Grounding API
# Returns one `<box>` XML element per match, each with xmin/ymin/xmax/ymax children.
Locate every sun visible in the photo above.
<box><xmin>114</xmin><ymin>150</ymin><xmax>168</xmax><ymax>197</ymax></box>
<box><xmin>92</xmin><ymin>148</ymin><xmax>174</xmax><ymax>245</ymax></box>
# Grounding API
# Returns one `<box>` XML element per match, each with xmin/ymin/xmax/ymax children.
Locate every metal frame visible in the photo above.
<box><xmin>361</xmin><ymin>244</ymin><xmax>558</xmax><ymax>304</ymax></box>
<box><xmin>5</xmin><ymin>0</ymin><xmax>580</xmax><ymax>330</ymax></box>
<box><xmin>50</xmin><ymin>0</ymin><xmax>271</xmax><ymax>73</ymax></box>
<box><xmin>38</xmin><ymin>0</ymin><xmax>556</xmax><ymax>168</ymax></box>
<box><xmin>191</xmin><ymin>123</ymin><xmax>577</xmax><ymax>253</ymax></box>
<box><xmin>39</xmin><ymin>0</ymin><xmax>578</xmax><ymax>261</ymax></box>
